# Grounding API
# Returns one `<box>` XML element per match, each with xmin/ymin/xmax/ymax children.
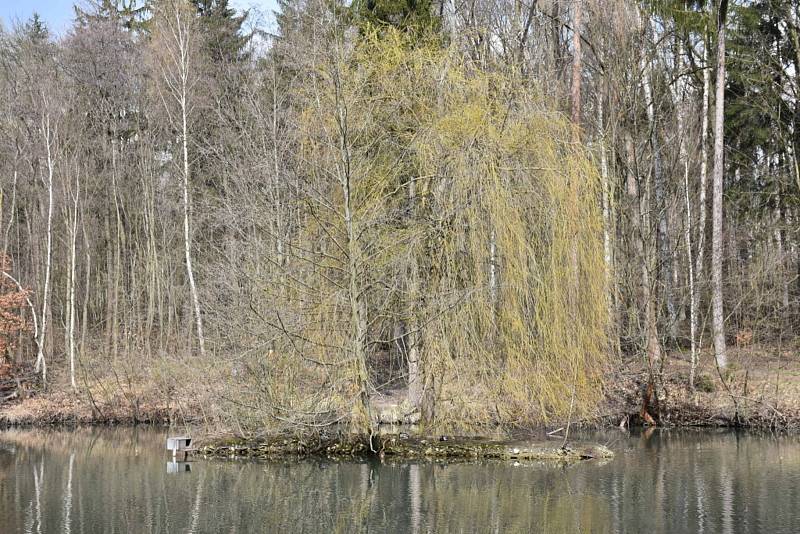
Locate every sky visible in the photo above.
<box><xmin>0</xmin><ymin>0</ymin><xmax>278</xmax><ymax>35</ymax></box>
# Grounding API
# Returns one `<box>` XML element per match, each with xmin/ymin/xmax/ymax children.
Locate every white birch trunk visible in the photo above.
<box><xmin>35</xmin><ymin>114</ymin><xmax>54</xmax><ymax>386</ymax></box>
<box><xmin>153</xmin><ymin>1</ymin><xmax>207</xmax><ymax>357</ymax></box>
<box><xmin>684</xmin><ymin>149</ymin><xmax>697</xmax><ymax>386</ymax></box>
<box><xmin>181</xmin><ymin>90</ymin><xmax>205</xmax><ymax>357</ymax></box>
<box><xmin>570</xmin><ymin>0</ymin><xmax>582</xmax><ymax>127</ymax></box>
<box><xmin>694</xmin><ymin>33</ymin><xmax>711</xmax><ymax>358</ymax></box>
<box><xmin>67</xmin><ymin>172</ymin><xmax>79</xmax><ymax>390</ymax></box>
<box><xmin>676</xmin><ymin>41</ymin><xmax>698</xmax><ymax>387</ymax></box>
<box><xmin>712</xmin><ymin>2</ymin><xmax>729</xmax><ymax>369</ymax></box>
<box><xmin>168</xmin><ymin>2</ymin><xmax>206</xmax><ymax>357</ymax></box>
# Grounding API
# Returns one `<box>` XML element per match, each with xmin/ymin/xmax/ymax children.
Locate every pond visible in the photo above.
<box><xmin>1</xmin><ymin>427</ymin><xmax>798</xmax><ymax>533</ymax></box>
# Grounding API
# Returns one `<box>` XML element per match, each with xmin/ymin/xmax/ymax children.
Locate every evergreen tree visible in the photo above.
<box><xmin>74</xmin><ymin>0</ymin><xmax>149</xmax><ymax>32</ymax></box>
<box><xmin>22</xmin><ymin>13</ymin><xmax>50</xmax><ymax>43</ymax></box>
<box><xmin>191</xmin><ymin>0</ymin><xmax>251</xmax><ymax>62</ymax></box>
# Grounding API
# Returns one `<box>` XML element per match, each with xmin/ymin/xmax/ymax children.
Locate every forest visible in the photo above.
<box><xmin>0</xmin><ymin>0</ymin><xmax>797</xmax><ymax>436</ymax></box>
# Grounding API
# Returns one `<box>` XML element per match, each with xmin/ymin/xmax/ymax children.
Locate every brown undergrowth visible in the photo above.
<box><xmin>599</xmin><ymin>343</ymin><xmax>800</xmax><ymax>431</ymax></box>
<box><xmin>0</xmin><ymin>350</ymin><xmax>216</xmax><ymax>427</ymax></box>
<box><xmin>3</xmin><ymin>344</ymin><xmax>800</xmax><ymax>433</ymax></box>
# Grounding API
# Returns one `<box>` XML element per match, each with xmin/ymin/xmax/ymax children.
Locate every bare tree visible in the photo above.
<box><xmin>571</xmin><ymin>0</ymin><xmax>582</xmax><ymax>128</ymax></box>
<box><xmin>65</xmin><ymin>159</ymin><xmax>80</xmax><ymax>390</ymax></box>
<box><xmin>691</xmin><ymin>26</ymin><xmax>712</xmax><ymax>386</ymax></box>
<box><xmin>712</xmin><ymin>0</ymin><xmax>729</xmax><ymax>369</ymax></box>
<box><xmin>150</xmin><ymin>0</ymin><xmax>207</xmax><ymax>356</ymax></box>
<box><xmin>34</xmin><ymin>111</ymin><xmax>55</xmax><ymax>386</ymax></box>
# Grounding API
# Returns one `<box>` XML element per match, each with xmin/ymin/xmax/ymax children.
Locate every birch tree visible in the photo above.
<box><xmin>571</xmin><ymin>0</ymin><xmax>583</xmax><ymax>128</ymax></box>
<box><xmin>64</xmin><ymin>158</ymin><xmax>80</xmax><ymax>390</ymax></box>
<box><xmin>34</xmin><ymin>109</ymin><xmax>55</xmax><ymax>386</ymax></box>
<box><xmin>693</xmin><ymin>26</ymin><xmax>712</xmax><ymax>385</ymax></box>
<box><xmin>149</xmin><ymin>0</ymin><xmax>207</xmax><ymax>356</ymax></box>
<box><xmin>712</xmin><ymin>0</ymin><xmax>728</xmax><ymax>369</ymax></box>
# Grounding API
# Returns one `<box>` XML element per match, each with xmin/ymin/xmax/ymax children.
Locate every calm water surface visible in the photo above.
<box><xmin>1</xmin><ymin>427</ymin><xmax>799</xmax><ymax>533</ymax></box>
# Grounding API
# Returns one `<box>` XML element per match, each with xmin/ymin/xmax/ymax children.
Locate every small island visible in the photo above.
<box><xmin>199</xmin><ymin>433</ymin><xmax>614</xmax><ymax>463</ymax></box>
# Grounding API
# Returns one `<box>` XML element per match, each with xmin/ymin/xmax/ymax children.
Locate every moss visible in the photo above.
<box><xmin>381</xmin><ymin>436</ymin><xmax>612</xmax><ymax>461</ymax></box>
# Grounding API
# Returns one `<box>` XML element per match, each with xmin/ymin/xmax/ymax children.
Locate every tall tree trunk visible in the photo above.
<box><xmin>182</xmin><ymin>90</ymin><xmax>206</xmax><ymax>357</ymax></box>
<box><xmin>35</xmin><ymin>114</ymin><xmax>54</xmax><ymax>386</ymax></box>
<box><xmin>570</xmin><ymin>0</ymin><xmax>582</xmax><ymax>129</ymax></box>
<box><xmin>626</xmin><ymin>134</ymin><xmax>661</xmax><ymax>368</ymax></box>
<box><xmin>598</xmin><ymin>86</ymin><xmax>616</xmax><ymax>350</ymax></box>
<box><xmin>141</xmin><ymin>171</ymin><xmax>156</xmax><ymax>357</ymax></box>
<box><xmin>694</xmin><ymin>29</ymin><xmax>711</xmax><ymax>371</ymax></box>
<box><xmin>104</xmin><ymin>209</ymin><xmax>113</xmax><ymax>353</ymax></box>
<box><xmin>67</xmin><ymin>170</ymin><xmax>79</xmax><ymax>390</ymax></box>
<box><xmin>404</xmin><ymin>120</ymin><xmax>425</xmax><ymax>414</ymax></box>
<box><xmin>334</xmin><ymin>69</ymin><xmax>372</xmax><ymax>435</ymax></box>
<box><xmin>2</xmin><ymin>155</ymin><xmax>18</xmax><ymax>259</ymax></box>
<box><xmin>676</xmin><ymin>41</ymin><xmax>698</xmax><ymax>387</ymax></box>
<box><xmin>407</xmin><ymin>264</ymin><xmax>422</xmax><ymax>411</ymax></box>
<box><xmin>80</xmin><ymin>221</ymin><xmax>91</xmax><ymax>368</ymax></box>
<box><xmin>111</xmin><ymin>142</ymin><xmax>122</xmax><ymax>360</ymax></box>
<box><xmin>775</xmin><ymin>187</ymin><xmax>790</xmax><ymax>309</ymax></box>
<box><xmin>683</xmin><ymin>127</ymin><xmax>697</xmax><ymax>387</ymax></box>
<box><xmin>641</xmin><ymin>24</ymin><xmax>675</xmax><ymax>341</ymax></box>
<box><xmin>152</xmin><ymin>0</ymin><xmax>207</xmax><ymax>357</ymax></box>
<box><xmin>407</xmin><ymin>182</ymin><xmax>423</xmax><ymax>412</ymax></box>
<box><xmin>712</xmin><ymin>0</ymin><xmax>729</xmax><ymax>369</ymax></box>
<box><xmin>271</xmin><ymin>64</ymin><xmax>285</xmax><ymax>270</ymax></box>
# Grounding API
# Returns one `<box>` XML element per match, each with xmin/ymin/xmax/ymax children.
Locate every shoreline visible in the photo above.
<box><xmin>1</xmin><ymin>405</ymin><xmax>796</xmax><ymax>464</ymax></box>
<box><xmin>3</xmin><ymin>392</ymin><xmax>798</xmax><ymax>432</ymax></box>
<box><xmin>2</xmin><ymin>395</ymin><xmax>798</xmax><ymax>464</ymax></box>
<box><xmin>2</xmin><ymin>392</ymin><xmax>798</xmax><ymax>433</ymax></box>
<box><xmin>3</xmin><ymin>347</ymin><xmax>800</xmax><ymax>459</ymax></box>
<box><xmin>0</xmin><ymin>393</ymin><xmax>174</xmax><ymax>428</ymax></box>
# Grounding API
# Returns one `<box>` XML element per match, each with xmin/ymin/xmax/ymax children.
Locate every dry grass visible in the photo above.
<box><xmin>0</xmin><ymin>349</ymin><xmax>219</xmax><ymax>426</ymax></box>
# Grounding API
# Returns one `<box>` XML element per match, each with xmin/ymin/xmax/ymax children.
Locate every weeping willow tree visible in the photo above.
<box><xmin>243</xmin><ymin>27</ymin><xmax>608</xmax><ymax>435</ymax></box>
<box><xmin>381</xmin><ymin>34</ymin><xmax>609</xmax><ymax>427</ymax></box>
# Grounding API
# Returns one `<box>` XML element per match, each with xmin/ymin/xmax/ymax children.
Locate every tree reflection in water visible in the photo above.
<box><xmin>1</xmin><ymin>428</ymin><xmax>799</xmax><ymax>533</ymax></box>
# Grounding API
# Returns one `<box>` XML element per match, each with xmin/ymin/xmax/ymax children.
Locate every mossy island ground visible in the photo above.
<box><xmin>199</xmin><ymin>433</ymin><xmax>614</xmax><ymax>463</ymax></box>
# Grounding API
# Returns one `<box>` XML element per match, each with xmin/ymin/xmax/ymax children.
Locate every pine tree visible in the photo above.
<box><xmin>191</xmin><ymin>0</ymin><xmax>251</xmax><ymax>63</ymax></box>
<box><xmin>22</xmin><ymin>13</ymin><xmax>50</xmax><ymax>43</ymax></box>
<box><xmin>74</xmin><ymin>0</ymin><xmax>149</xmax><ymax>32</ymax></box>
